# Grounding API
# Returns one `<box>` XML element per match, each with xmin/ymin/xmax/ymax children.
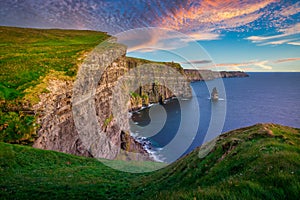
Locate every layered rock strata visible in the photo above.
<box><xmin>33</xmin><ymin>41</ymin><xmax>192</xmax><ymax>160</ymax></box>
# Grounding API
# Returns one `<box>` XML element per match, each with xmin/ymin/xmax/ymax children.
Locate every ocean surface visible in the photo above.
<box><xmin>130</xmin><ymin>72</ymin><xmax>300</xmax><ymax>162</ymax></box>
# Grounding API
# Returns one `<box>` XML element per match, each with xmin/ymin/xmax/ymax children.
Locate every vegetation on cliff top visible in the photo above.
<box><xmin>0</xmin><ymin>27</ymin><xmax>185</xmax><ymax>145</ymax></box>
<box><xmin>0</xmin><ymin>26</ymin><xmax>109</xmax><ymax>145</ymax></box>
<box><xmin>0</xmin><ymin>27</ymin><xmax>184</xmax><ymax>101</ymax></box>
<box><xmin>1</xmin><ymin>123</ymin><xmax>299</xmax><ymax>199</ymax></box>
<box><xmin>127</xmin><ymin>56</ymin><xmax>184</xmax><ymax>74</ymax></box>
<box><xmin>0</xmin><ymin>26</ymin><xmax>109</xmax><ymax>100</ymax></box>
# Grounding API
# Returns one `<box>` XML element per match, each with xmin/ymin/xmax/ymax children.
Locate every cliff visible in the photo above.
<box><xmin>33</xmin><ymin>40</ymin><xmax>192</xmax><ymax>161</ymax></box>
<box><xmin>0</xmin><ymin>27</ymin><xmax>248</xmax><ymax>162</ymax></box>
<box><xmin>184</xmin><ymin>69</ymin><xmax>249</xmax><ymax>82</ymax></box>
<box><xmin>126</xmin><ymin>57</ymin><xmax>191</xmax><ymax>111</ymax></box>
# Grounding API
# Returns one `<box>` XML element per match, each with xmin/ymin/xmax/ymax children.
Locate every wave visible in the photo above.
<box><xmin>130</xmin><ymin>132</ymin><xmax>164</xmax><ymax>162</ymax></box>
<box><xmin>181</xmin><ymin>98</ymin><xmax>190</xmax><ymax>101</ymax></box>
<box><xmin>207</xmin><ymin>97</ymin><xmax>225</xmax><ymax>101</ymax></box>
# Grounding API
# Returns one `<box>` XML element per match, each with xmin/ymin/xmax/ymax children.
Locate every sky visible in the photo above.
<box><xmin>1</xmin><ymin>0</ymin><xmax>300</xmax><ymax>71</ymax></box>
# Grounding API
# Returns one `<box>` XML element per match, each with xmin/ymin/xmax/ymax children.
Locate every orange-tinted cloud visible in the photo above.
<box><xmin>158</xmin><ymin>0</ymin><xmax>278</xmax><ymax>33</ymax></box>
<box><xmin>275</xmin><ymin>57</ymin><xmax>300</xmax><ymax>63</ymax></box>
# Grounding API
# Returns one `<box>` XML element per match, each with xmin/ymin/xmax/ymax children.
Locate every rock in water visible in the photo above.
<box><xmin>211</xmin><ymin>87</ymin><xmax>219</xmax><ymax>101</ymax></box>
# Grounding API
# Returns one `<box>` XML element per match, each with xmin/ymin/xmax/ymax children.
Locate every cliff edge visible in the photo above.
<box><xmin>33</xmin><ymin>40</ymin><xmax>192</xmax><ymax>161</ymax></box>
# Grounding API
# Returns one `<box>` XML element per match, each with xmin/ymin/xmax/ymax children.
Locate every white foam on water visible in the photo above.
<box><xmin>130</xmin><ymin>131</ymin><xmax>165</xmax><ymax>162</ymax></box>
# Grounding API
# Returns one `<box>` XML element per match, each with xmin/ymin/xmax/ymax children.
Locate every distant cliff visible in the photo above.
<box><xmin>126</xmin><ymin>57</ymin><xmax>191</xmax><ymax>111</ymax></box>
<box><xmin>184</xmin><ymin>69</ymin><xmax>249</xmax><ymax>82</ymax></box>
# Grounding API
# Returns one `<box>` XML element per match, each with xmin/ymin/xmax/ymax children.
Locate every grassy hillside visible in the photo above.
<box><xmin>0</xmin><ymin>26</ymin><xmax>109</xmax><ymax>100</ymax></box>
<box><xmin>1</xmin><ymin>123</ymin><xmax>299</xmax><ymax>199</ymax></box>
<box><xmin>0</xmin><ymin>26</ymin><xmax>109</xmax><ymax>144</ymax></box>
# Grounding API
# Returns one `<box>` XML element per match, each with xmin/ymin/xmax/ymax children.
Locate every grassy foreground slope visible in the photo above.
<box><xmin>1</xmin><ymin>123</ymin><xmax>299</xmax><ymax>199</ymax></box>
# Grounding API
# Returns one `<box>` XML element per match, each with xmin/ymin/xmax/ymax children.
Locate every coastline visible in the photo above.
<box><xmin>128</xmin><ymin>97</ymin><xmax>181</xmax><ymax>162</ymax></box>
<box><xmin>128</xmin><ymin>73</ymin><xmax>250</xmax><ymax>162</ymax></box>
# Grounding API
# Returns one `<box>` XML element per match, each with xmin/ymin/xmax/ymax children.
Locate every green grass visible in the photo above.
<box><xmin>127</xmin><ymin>56</ymin><xmax>184</xmax><ymax>74</ymax></box>
<box><xmin>1</xmin><ymin>123</ymin><xmax>299</xmax><ymax>199</ymax></box>
<box><xmin>1</xmin><ymin>27</ymin><xmax>299</xmax><ymax>199</ymax></box>
<box><xmin>0</xmin><ymin>26</ymin><xmax>109</xmax><ymax>100</ymax></box>
<box><xmin>0</xmin><ymin>141</ymin><xmax>164</xmax><ymax>200</ymax></box>
<box><xmin>0</xmin><ymin>26</ymin><xmax>109</xmax><ymax>144</ymax></box>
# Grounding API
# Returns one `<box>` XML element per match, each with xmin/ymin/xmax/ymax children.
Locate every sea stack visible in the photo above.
<box><xmin>211</xmin><ymin>87</ymin><xmax>219</xmax><ymax>101</ymax></box>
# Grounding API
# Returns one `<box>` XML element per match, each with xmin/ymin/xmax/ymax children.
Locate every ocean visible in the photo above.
<box><xmin>129</xmin><ymin>72</ymin><xmax>300</xmax><ymax>163</ymax></box>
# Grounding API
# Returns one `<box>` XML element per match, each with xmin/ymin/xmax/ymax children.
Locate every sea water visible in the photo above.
<box><xmin>130</xmin><ymin>73</ymin><xmax>300</xmax><ymax>162</ymax></box>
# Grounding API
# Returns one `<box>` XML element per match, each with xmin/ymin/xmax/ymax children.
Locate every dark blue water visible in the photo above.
<box><xmin>130</xmin><ymin>73</ymin><xmax>300</xmax><ymax>162</ymax></box>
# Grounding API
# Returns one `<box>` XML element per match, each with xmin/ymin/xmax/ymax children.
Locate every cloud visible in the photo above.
<box><xmin>246</xmin><ymin>23</ymin><xmax>300</xmax><ymax>46</ymax></box>
<box><xmin>116</xmin><ymin>27</ymin><xmax>197</xmax><ymax>53</ymax></box>
<box><xmin>219</xmin><ymin>60</ymin><xmax>272</xmax><ymax>70</ymax></box>
<box><xmin>183</xmin><ymin>32</ymin><xmax>221</xmax><ymax>41</ymax></box>
<box><xmin>287</xmin><ymin>41</ymin><xmax>300</xmax><ymax>46</ymax></box>
<box><xmin>116</xmin><ymin>27</ymin><xmax>224</xmax><ymax>53</ymax></box>
<box><xmin>180</xmin><ymin>60</ymin><xmax>212</xmax><ymax>64</ymax></box>
<box><xmin>259</xmin><ymin>39</ymin><xmax>294</xmax><ymax>45</ymax></box>
<box><xmin>156</xmin><ymin>0</ymin><xmax>278</xmax><ymax>38</ymax></box>
<box><xmin>195</xmin><ymin>60</ymin><xmax>273</xmax><ymax>71</ymax></box>
<box><xmin>275</xmin><ymin>57</ymin><xmax>300</xmax><ymax>63</ymax></box>
<box><xmin>254</xmin><ymin>60</ymin><xmax>273</xmax><ymax>70</ymax></box>
<box><xmin>1</xmin><ymin>0</ymin><xmax>299</xmax><ymax>44</ymax></box>
<box><xmin>214</xmin><ymin>61</ymin><xmax>256</xmax><ymax>68</ymax></box>
<box><xmin>203</xmin><ymin>57</ymin><xmax>300</xmax><ymax>71</ymax></box>
<box><xmin>277</xmin><ymin>1</ymin><xmax>300</xmax><ymax>17</ymax></box>
<box><xmin>158</xmin><ymin>0</ymin><xmax>277</xmax><ymax>30</ymax></box>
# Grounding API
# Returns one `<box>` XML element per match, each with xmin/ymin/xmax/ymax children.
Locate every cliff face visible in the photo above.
<box><xmin>126</xmin><ymin>57</ymin><xmax>190</xmax><ymax>111</ymax></box>
<box><xmin>33</xmin><ymin>41</ymin><xmax>192</xmax><ymax>160</ymax></box>
<box><xmin>184</xmin><ymin>69</ymin><xmax>249</xmax><ymax>82</ymax></box>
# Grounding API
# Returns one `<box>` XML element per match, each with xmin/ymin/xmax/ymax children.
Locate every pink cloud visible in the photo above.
<box><xmin>157</xmin><ymin>0</ymin><xmax>278</xmax><ymax>37</ymax></box>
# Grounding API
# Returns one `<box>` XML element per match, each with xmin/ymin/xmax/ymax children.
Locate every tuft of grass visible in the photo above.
<box><xmin>1</xmin><ymin>123</ymin><xmax>300</xmax><ymax>199</ymax></box>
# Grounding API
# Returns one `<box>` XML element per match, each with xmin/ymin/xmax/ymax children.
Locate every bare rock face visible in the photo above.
<box><xmin>33</xmin><ymin>79</ymin><xmax>91</xmax><ymax>157</ymax></box>
<box><xmin>33</xmin><ymin>41</ymin><xmax>192</xmax><ymax>161</ymax></box>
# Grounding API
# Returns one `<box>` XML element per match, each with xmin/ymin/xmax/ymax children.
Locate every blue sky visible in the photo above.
<box><xmin>1</xmin><ymin>0</ymin><xmax>299</xmax><ymax>71</ymax></box>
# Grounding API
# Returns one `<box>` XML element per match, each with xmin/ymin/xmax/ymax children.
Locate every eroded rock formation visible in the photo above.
<box><xmin>33</xmin><ymin>41</ymin><xmax>192</xmax><ymax>161</ymax></box>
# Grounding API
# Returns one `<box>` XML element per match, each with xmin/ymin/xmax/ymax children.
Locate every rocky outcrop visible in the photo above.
<box><xmin>211</xmin><ymin>87</ymin><xmax>219</xmax><ymax>101</ymax></box>
<box><xmin>184</xmin><ymin>69</ymin><xmax>249</xmax><ymax>82</ymax></box>
<box><xmin>33</xmin><ymin>40</ymin><xmax>192</xmax><ymax>161</ymax></box>
<box><xmin>32</xmin><ymin>78</ymin><xmax>92</xmax><ymax>156</ymax></box>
